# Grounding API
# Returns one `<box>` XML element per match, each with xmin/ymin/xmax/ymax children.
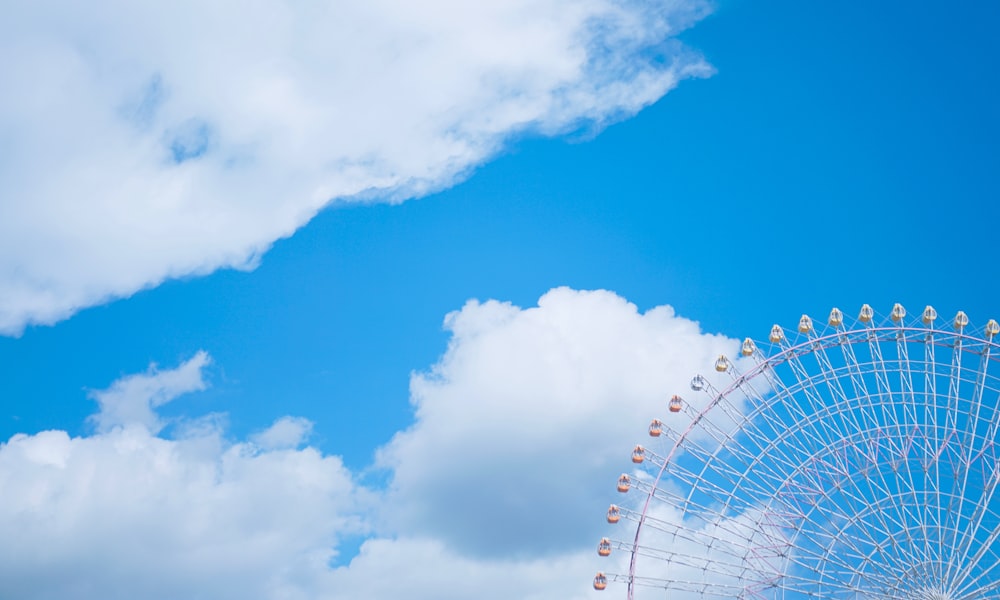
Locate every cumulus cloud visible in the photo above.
<box><xmin>340</xmin><ymin>288</ymin><xmax>742</xmax><ymax>598</ymax></box>
<box><xmin>377</xmin><ymin>288</ymin><xmax>739</xmax><ymax>558</ymax></box>
<box><xmin>0</xmin><ymin>354</ymin><xmax>363</xmax><ymax>600</ymax></box>
<box><xmin>330</xmin><ymin>538</ymin><xmax>602</xmax><ymax>600</ymax></box>
<box><xmin>0</xmin><ymin>0</ymin><xmax>713</xmax><ymax>334</ymax></box>
<box><xmin>0</xmin><ymin>289</ymin><xmax>742</xmax><ymax>598</ymax></box>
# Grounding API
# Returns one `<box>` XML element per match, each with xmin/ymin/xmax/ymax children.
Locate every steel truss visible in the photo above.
<box><xmin>595</xmin><ymin>305</ymin><xmax>1000</xmax><ymax>600</ymax></box>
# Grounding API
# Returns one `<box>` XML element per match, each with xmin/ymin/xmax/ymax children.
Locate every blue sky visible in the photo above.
<box><xmin>2</xmin><ymin>1</ymin><xmax>999</xmax><ymax>598</ymax></box>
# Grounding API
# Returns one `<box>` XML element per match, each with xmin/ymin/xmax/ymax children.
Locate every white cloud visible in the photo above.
<box><xmin>0</xmin><ymin>289</ymin><xmax>742</xmax><ymax>598</ymax></box>
<box><xmin>376</xmin><ymin>288</ymin><xmax>739</xmax><ymax>558</ymax></box>
<box><xmin>0</xmin><ymin>0</ymin><xmax>712</xmax><ymax>335</ymax></box>
<box><xmin>329</xmin><ymin>538</ymin><xmax>603</xmax><ymax>600</ymax></box>
<box><xmin>88</xmin><ymin>350</ymin><xmax>211</xmax><ymax>433</ymax></box>
<box><xmin>0</xmin><ymin>354</ymin><xmax>363</xmax><ymax>600</ymax></box>
<box><xmin>0</xmin><ymin>426</ymin><xmax>363</xmax><ymax>600</ymax></box>
<box><xmin>251</xmin><ymin>415</ymin><xmax>314</xmax><ymax>450</ymax></box>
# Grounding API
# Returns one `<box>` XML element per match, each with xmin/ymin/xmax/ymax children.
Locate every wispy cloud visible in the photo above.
<box><xmin>0</xmin><ymin>0</ymin><xmax>713</xmax><ymax>335</ymax></box>
<box><xmin>88</xmin><ymin>350</ymin><xmax>210</xmax><ymax>433</ymax></box>
<box><xmin>251</xmin><ymin>415</ymin><xmax>314</xmax><ymax>450</ymax></box>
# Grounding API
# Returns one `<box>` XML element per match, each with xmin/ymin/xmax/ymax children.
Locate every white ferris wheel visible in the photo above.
<box><xmin>594</xmin><ymin>304</ymin><xmax>1000</xmax><ymax>600</ymax></box>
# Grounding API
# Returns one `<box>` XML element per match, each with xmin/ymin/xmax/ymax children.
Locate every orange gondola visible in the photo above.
<box><xmin>606</xmin><ymin>504</ymin><xmax>620</xmax><ymax>524</ymax></box>
<box><xmin>593</xmin><ymin>573</ymin><xmax>608</xmax><ymax>591</ymax></box>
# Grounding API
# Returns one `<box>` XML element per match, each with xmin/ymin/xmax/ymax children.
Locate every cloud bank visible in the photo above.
<box><xmin>0</xmin><ymin>354</ymin><xmax>363</xmax><ymax>600</ymax></box>
<box><xmin>0</xmin><ymin>0</ymin><xmax>712</xmax><ymax>334</ymax></box>
<box><xmin>0</xmin><ymin>289</ymin><xmax>739</xmax><ymax>598</ymax></box>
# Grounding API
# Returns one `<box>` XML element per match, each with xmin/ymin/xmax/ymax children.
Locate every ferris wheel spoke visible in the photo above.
<box><xmin>620</xmin><ymin>508</ymin><xmax>771</xmax><ymax>564</ymax></box>
<box><xmin>627</xmin><ymin>574</ymin><xmax>764</xmax><ymax>596</ymax></box>
<box><xmin>806</xmin><ymin>522</ymin><xmax>928</xmax><ymax>595</ymax></box>
<box><xmin>923</xmin><ymin>328</ymin><xmax>952</xmax><ymax>585</ymax></box>
<box><xmin>897</xmin><ymin>347</ymin><xmax>946</xmax><ymax>550</ymax></box>
<box><xmin>841</xmin><ymin>327</ymin><xmax>934</xmax><ymax>573</ymax></box>
<box><xmin>766</xmin><ymin>363</ymin><xmax>859</xmax><ymax>470</ymax></box>
<box><xmin>783</xmin><ymin>349</ymin><xmax>859</xmax><ymax>447</ymax></box>
<box><xmin>937</xmin><ymin>328</ymin><xmax>969</xmax><ymax>582</ymax></box>
<box><xmin>953</xmin><ymin>556</ymin><xmax>1000</xmax><ymax>600</ymax></box>
<box><xmin>775</xmin><ymin>505</ymin><xmax>906</xmax><ymax>590</ymax></box>
<box><xmin>945</xmin><ymin>337</ymin><xmax>999</xmax><ymax>589</ymax></box>
<box><xmin>672</xmin><ymin>447</ymin><xmax>809</xmax><ymax>537</ymax></box>
<box><xmin>712</xmin><ymin>418</ymin><xmax>928</xmax><ymax>572</ymax></box>
<box><xmin>946</xmin><ymin>499</ymin><xmax>1000</xmax><ymax>596</ymax></box>
<box><xmin>670</xmin><ymin>434</ymin><xmax>790</xmax><ymax>512</ymax></box>
<box><xmin>622</xmin><ymin>554</ymin><xmax>887</xmax><ymax>599</ymax></box>
<box><xmin>895</xmin><ymin>322</ymin><xmax>921</xmax><ymax>429</ymax></box>
<box><xmin>952</xmin><ymin>546</ymin><xmax>1000</xmax><ymax>600</ymax></box>
<box><xmin>850</xmin><ymin>448</ymin><xmax>936</xmax><ymax>574</ymax></box>
<box><xmin>897</xmin><ymin>362</ymin><xmax>942</xmax><ymax>585</ymax></box>
<box><xmin>725</xmin><ymin>386</ymin><xmax>881</xmax><ymax>508</ymax></box>
<box><xmin>622</xmin><ymin>538</ymin><xmax>786</xmax><ymax>580</ymax></box>
<box><xmin>923</xmin><ymin>334</ymin><xmax>966</xmax><ymax>589</ymax></box>
<box><xmin>816</xmin><ymin>332</ymin><xmax>933</xmax><ymax>577</ymax></box>
<box><xmin>946</xmin><ymin>465</ymin><xmax>1000</xmax><ymax>595</ymax></box>
<box><xmin>643</xmin><ymin>409</ymin><xmax>806</xmax><ymax>513</ymax></box>
<box><xmin>790</xmin><ymin>492</ymin><xmax>893</xmax><ymax>570</ymax></box>
<box><xmin>772</xmin><ymin>557</ymin><xmax>896</xmax><ymax>600</ymax></box>
<box><xmin>677</xmin><ymin>414</ymin><xmax>808</xmax><ymax>510</ymax></box>
<box><xmin>629</xmin><ymin>479</ymin><xmax>783</xmax><ymax>544</ymax></box>
<box><xmin>895</xmin><ymin>326</ymin><xmax>937</xmax><ymax>576</ymax></box>
<box><xmin>667</xmin><ymin>461</ymin><xmax>773</xmax><ymax>520</ymax></box>
<box><xmin>734</xmin><ymin>373</ymin><xmax>835</xmax><ymax>464</ymax></box>
<box><xmin>792</xmin><ymin>478</ymin><xmax>927</xmax><ymax>583</ymax></box>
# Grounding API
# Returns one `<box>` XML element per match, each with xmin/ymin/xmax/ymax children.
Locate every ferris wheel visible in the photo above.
<box><xmin>594</xmin><ymin>303</ymin><xmax>1000</xmax><ymax>600</ymax></box>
